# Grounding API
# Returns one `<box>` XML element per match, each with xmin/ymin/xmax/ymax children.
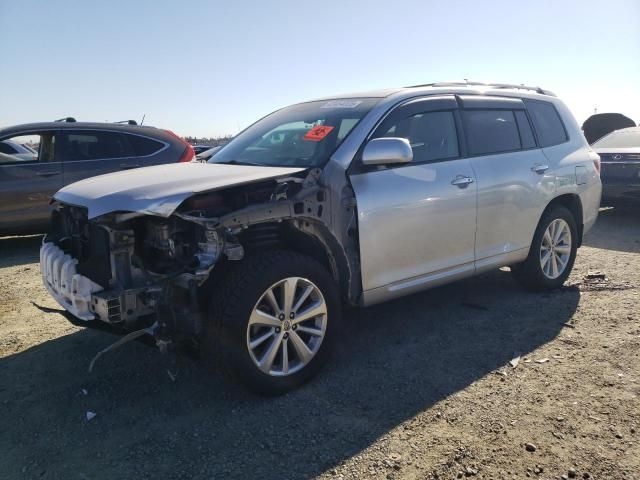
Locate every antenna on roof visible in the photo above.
<box><xmin>54</xmin><ymin>117</ymin><xmax>76</xmax><ymax>123</ymax></box>
<box><xmin>114</xmin><ymin>120</ymin><xmax>138</xmax><ymax>125</ymax></box>
<box><xmin>140</xmin><ymin>114</ymin><xmax>146</xmax><ymax>126</ymax></box>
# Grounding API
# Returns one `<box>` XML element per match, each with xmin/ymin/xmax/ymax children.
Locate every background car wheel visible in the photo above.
<box><xmin>205</xmin><ymin>250</ymin><xmax>340</xmax><ymax>395</ymax></box>
<box><xmin>511</xmin><ymin>205</ymin><xmax>578</xmax><ymax>291</ymax></box>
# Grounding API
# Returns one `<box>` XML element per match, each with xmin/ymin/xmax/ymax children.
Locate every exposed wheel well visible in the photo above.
<box><xmin>238</xmin><ymin>221</ymin><xmax>353</xmax><ymax>304</ymax></box>
<box><xmin>542</xmin><ymin>194</ymin><xmax>584</xmax><ymax>246</ymax></box>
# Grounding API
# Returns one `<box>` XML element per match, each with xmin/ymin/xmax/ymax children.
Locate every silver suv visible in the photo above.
<box><xmin>40</xmin><ymin>82</ymin><xmax>602</xmax><ymax>394</ymax></box>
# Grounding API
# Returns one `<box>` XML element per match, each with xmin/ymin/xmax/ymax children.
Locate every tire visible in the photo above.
<box><xmin>511</xmin><ymin>205</ymin><xmax>578</xmax><ymax>291</ymax></box>
<box><xmin>205</xmin><ymin>250</ymin><xmax>340</xmax><ymax>395</ymax></box>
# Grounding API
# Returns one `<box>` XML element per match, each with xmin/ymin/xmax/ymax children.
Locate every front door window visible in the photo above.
<box><xmin>0</xmin><ymin>133</ymin><xmax>56</xmax><ymax>164</ymax></box>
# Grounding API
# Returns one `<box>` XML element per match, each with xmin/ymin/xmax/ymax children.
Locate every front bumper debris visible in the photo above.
<box><xmin>40</xmin><ymin>242</ymin><xmax>103</xmax><ymax>321</ymax></box>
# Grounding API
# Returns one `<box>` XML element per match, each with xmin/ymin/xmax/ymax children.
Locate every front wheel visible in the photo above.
<box><xmin>511</xmin><ymin>205</ymin><xmax>578</xmax><ymax>290</ymax></box>
<box><xmin>206</xmin><ymin>251</ymin><xmax>340</xmax><ymax>395</ymax></box>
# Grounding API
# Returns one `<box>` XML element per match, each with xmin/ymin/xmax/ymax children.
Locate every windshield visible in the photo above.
<box><xmin>209</xmin><ymin>98</ymin><xmax>379</xmax><ymax>168</ymax></box>
<box><xmin>593</xmin><ymin>129</ymin><xmax>640</xmax><ymax>148</ymax></box>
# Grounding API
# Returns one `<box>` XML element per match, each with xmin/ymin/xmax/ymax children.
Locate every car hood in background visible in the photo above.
<box><xmin>54</xmin><ymin>163</ymin><xmax>305</xmax><ymax>219</ymax></box>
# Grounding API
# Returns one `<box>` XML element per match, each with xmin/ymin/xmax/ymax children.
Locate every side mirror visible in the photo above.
<box><xmin>361</xmin><ymin>137</ymin><xmax>413</xmax><ymax>166</ymax></box>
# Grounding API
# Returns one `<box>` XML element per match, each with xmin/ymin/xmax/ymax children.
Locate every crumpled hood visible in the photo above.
<box><xmin>54</xmin><ymin>163</ymin><xmax>305</xmax><ymax>219</ymax></box>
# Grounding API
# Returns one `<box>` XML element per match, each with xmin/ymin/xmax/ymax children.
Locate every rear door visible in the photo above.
<box><xmin>60</xmin><ymin>129</ymin><xmax>141</xmax><ymax>186</ymax></box>
<box><xmin>350</xmin><ymin>96</ymin><xmax>478</xmax><ymax>295</ymax></box>
<box><xmin>0</xmin><ymin>131</ymin><xmax>62</xmax><ymax>232</ymax></box>
<box><xmin>459</xmin><ymin>96</ymin><xmax>554</xmax><ymax>267</ymax></box>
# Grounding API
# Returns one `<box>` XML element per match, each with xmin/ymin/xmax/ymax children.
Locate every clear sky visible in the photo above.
<box><xmin>1</xmin><ymin>0</ymin><xmax>639</xmax><ymax>138</ymax></box>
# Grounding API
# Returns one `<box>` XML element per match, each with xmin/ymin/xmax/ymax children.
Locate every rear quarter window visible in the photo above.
<box><xmin>126</xmin><ymin>134</ymin><xmax>165</xmax><ymax>156</ymax></box>
<box><xmin>524</xmin><ymin>100</ymin><xmax>568</xmax><ymax>147</ymax></box>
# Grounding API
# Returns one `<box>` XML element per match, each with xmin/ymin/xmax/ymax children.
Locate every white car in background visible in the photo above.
<box><xmin>592</xmin><ymin>126</ymin><xmax>640</xmax><ymax>202</ymax></box>
<box><xmin>0</xmin><ymin>139</ymin><xmax>37</xmax><ymax>161</ymax></box>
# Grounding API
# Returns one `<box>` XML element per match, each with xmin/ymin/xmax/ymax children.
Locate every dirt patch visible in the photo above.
<box><xmin>0</xmin><ymin>207</ymin><xmax>638</xmax><ymax>479</ymax></box>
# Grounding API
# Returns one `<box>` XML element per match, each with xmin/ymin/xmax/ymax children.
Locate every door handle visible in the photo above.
<box><xmin>451</xmin><ymin>175</ymin><xmax>474</xmax><ymax>188</ymax></box>
<box><xmin>120</xmin><ymin>164</ymin><xmax>141</xmax><ymax>170</ymax></box>
<box><xmin>531</xmin><ymin>164</ymin><xmax>550</xmax><ymax>174</ymax></box>
<box><xmin>36</xmin><ymin>171</ymin><xmax>61</xmax><ymax>177</ymax></box>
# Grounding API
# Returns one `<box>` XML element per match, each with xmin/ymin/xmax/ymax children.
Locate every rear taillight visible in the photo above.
<box><xmin>164</xmin><ymin>129</ymin><xmax>196</xmax><ymax>163</ymax></box>
<box><xmin>178</xmin><ymin>144</ymin><xmax>196</xmax><ymax>163</ymax></box>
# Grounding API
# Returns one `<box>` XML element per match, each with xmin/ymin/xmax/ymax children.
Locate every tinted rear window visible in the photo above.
<box><xmin>0</xmin><ymin>141</ymin><xmax>17</xmax><ymax>154</ymax></box>
<box><xmin>592</xmin><ymin>129</ymin><xmax>640</xmax><ymax>148</ymax></box>
<box><xmin>126</xmin><ymin>134</ymin><xmax>165</xmax><ymax>156</ymax></box>
<box><xmin>63</xmin><ymin>131</ymin><xmax>135</xmax><ymax>161</ymax></box>
<box><xmin>524</xmin><ymin>100</ymin><xmax>568</xmax><ymax>147</ymax></box>
<box><xmin>463</xmin><ymin>110</ymin><xmax>521</xmax><ymax>155</ymax></box>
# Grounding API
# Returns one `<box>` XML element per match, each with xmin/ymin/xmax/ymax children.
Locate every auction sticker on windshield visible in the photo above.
<box><xmin>303</xmin><ymin>125</ymin><xmax>335</xmax><ymax>142</ymax></box>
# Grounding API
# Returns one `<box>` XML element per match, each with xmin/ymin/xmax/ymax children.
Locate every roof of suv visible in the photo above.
<box><xmin>0</xmin><ymin>121</ymin><xmax>166</xmax><ymax>138</ymax></box>
<box><xmin>313</xmin><ymin>81</ymin><xmax>557</xmax><ymax>102</ymax></box>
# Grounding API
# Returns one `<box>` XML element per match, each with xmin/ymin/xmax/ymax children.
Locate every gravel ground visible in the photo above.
<box><xmin>0</xmin><ymin>205</ymin><xmax>638</xmax><ymax>480</ymax></box>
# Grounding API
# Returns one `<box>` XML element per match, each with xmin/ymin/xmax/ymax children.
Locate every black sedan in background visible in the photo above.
<box><xmin>593</xmin><ymin>127</ymin><xmax>640</xmax><ymax>203</ymax></box>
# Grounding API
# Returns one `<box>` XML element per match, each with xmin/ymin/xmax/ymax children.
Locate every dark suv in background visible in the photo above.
<box><xmin>0</xmin><ymin>120</ymin><xmax>195</xmax><ymax>234</ymax></box>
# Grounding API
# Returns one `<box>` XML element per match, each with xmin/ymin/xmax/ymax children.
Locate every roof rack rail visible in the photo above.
<box><xmin>404</xmin><ymin>81</ymin><xmax>555</xmax><ymax>96</ymax></box>
<box><xmin>54</xmin><ymin>117</ymin><xmax>77</xmax><ymax>122</ymax></box>
<box><xmin>114</xmin><ymin>120</ymin><xmax>138</xmax><ymax>125</ymax></box>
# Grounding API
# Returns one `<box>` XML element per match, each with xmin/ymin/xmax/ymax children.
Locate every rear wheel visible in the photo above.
<box><xmin>511</xmin><ymin>205</ymin><xmax>578</xmax><ymax>290</ymax></box>
<box><xmin>206</xmin><ymin>251</ymin><xmax>340</xmax><ymax>395</ymax></box>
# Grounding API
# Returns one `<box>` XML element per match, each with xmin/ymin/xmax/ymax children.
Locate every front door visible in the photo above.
<box><xmin>349</xmin><ymin>96</ymin><xmax>477</xmax><ymax>297</ymax></box>
<box><xmin>0</xmin><ymin>131</ymin><xmax>62</xmax><ymax>233</ymax></box>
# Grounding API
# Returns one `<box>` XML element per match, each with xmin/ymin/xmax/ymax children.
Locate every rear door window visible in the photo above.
<box><xmin>524</xmin><ymin>100</ymin><xmax>568</xmax><ymax>147</ymax></box>
<box><xmin>463</xmin><ymin>110</ymin><xmax>521</xmax><ymax>155</ymax></box>
<box><xmin>62</xmin><ymin>130</ymin><xmax>136</xmax><ymax>161</ymax></box>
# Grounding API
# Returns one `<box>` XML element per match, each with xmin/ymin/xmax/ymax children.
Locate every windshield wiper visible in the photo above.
<box><xmin>215</xmin><ymin>159</ymin><xmax>264</xmax><ymax>167</ymax></box>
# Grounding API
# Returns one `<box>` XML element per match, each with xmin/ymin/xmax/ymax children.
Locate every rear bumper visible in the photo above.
<box><xmin>40</xmin><ymin>242</ymin><xmax>103</xmax><ymax>321</ymax></box>
<box><xmin>601</xmin><ymin>183</ymin><xmax>640</xmax><ymax>201</ymax></box>
<box><xmin>600</xmin><ymin>160</ymin><xmax>640</xmax><ymax>199</ymax></box>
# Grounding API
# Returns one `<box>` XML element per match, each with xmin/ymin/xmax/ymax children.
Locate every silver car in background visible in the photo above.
<box><xmin>592</xmin><ymin>126</ymin><xmax>640</xmax><ymax>202</ymax></box>
<box><xmin>40</xmin><ymin>82</ymin><xmax>601</xmax><ymax>394</ymax></box>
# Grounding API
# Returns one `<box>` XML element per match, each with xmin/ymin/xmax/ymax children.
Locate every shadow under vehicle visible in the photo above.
<box><xmin>0</xmin><ymin>268</ymin><xmax>579</xmax><ymax>479</ymax></box>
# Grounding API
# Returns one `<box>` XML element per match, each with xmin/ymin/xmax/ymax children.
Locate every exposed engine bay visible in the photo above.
<box><xmin>42</xmin><ymin>168</ymin><xmax>358</xmax><ymax>350</ymax></box>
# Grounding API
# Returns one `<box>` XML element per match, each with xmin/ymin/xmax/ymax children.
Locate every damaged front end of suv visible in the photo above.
<box><xmin>40</xmin><ymin>96</ymin><xmax>380</xmax><ymax>393</ymax></box>
<box><xmin>43</xmin><ymin>165</ymin><xmax>356</xmax><ymax>339</ymax></box>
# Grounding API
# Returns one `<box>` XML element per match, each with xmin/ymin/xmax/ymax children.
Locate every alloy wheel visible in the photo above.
<box><xmin>539</xmin><ymin>218</ymin><xmax>572</xmax><ymax>280</ymax></box>
<box><xmin>246</xmin><ymin>277</ymin><xmax>327</xmax><ymax>376</ymax></box>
